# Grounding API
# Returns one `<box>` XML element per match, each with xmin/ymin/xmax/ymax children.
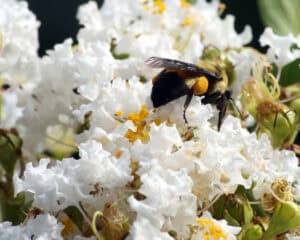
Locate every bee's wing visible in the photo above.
<box><xmin>145</xmin><ymin>57</ymin><xmax>219</xmax><ymax>80</ymax></box>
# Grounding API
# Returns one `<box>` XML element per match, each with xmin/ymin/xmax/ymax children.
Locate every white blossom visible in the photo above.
<box><xmin>15</xmin><ymin>140</ymin><xmax>132</xmax><ymax>211</ymax></box>
<box><xmin>0</xmin><ymin>214</ymin><xmax>63</xmax><ymax>240</ymax></box>
<box><xmin>260</xmin><ymin>27</ymin><xmax>300</xmax><ymax>68</ymax></box>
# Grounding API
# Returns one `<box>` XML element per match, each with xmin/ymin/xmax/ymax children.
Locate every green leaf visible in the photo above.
<box><xmin>258</xmin><ymin>0</ymin><xmax>300</xmax><ymax>35</ymax></box>
<box><xmin>211</xmin><ymin>194</ymin><xmax>226</xmax><ymax>219</ymax></box>
<box><xmin>279</xmin><ymin>58</ymin><xmax>300</xmax><ymax>86</ymax></box>
<box><xmin>0</xmin><ymin>192</ymin><xmax>33</xmax><ymax>224</ymax></box>
<box><xmin>64</xmin><ymin>206</ymin><xmax>84</xmax><ymax>231</ymax></box>
<box><xmin>224</xmin><ymin>210</ymin><xmax>240</xmax><ymax>226</ymax></box>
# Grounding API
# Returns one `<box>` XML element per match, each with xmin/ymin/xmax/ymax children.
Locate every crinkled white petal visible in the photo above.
<box><xmin>131</xmin><ymin>123</ymin><xmax>183</xmax><ymax>164</ymax></box>
<box><xmin>74</xmin><ymin>76</ymin><xmax>151</xmax><ymax>132</ymax></box>
<box><xmin>128</xmin><ymin>165</ymin><xmax>197</xmax><ymax>238</ymax></box>
<box><xmin>0</xmin><ymin>91</ymin><xmax>23</xmax><ymax>128</ymax></box>
<box><xmin>127</xmin><ymin>216</ymin><xmax>173</xmax><ymax>240</ymax></box>
<box><xmin>193</xmin><ymin>116</ymin><xmax>300</xmax><ymax>200</ymax></box>
<box><xmin>260</xmin><ymin>27</ymin><xmax>300</xmax><ymax>68</ymax></box>
<box><xmin>195</xmin><ymin>211</ymin><xmax>241</xmax><ymax>239</ymax></box>
<box><xmin>227</xmin><ymin>49</ymin><xmax>261</xmax><ymax>98</ymax></box>
<box><xmin>14</xmin><ymin>140</ymin><xmax>132</xmax><ymax>211</ymax></box>
<box><xmin>0</xmin><ymin>214</ymin><xmax>63</xmax><ymax>240</ymax></box>
<box><xmin>0</xmin><ymin>0</ymin><xmax>40</xmax><ymax>129</ymax></box>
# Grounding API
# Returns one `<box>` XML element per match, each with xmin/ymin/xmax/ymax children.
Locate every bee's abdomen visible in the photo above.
<box><xmin>151</xmin><ymin>71</ymin><xmax>190</xmax><ymax>107</ymax></box>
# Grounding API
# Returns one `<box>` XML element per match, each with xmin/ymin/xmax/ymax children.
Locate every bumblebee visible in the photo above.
<box><xmin>145</xmin><ymin>56</ymin><xmax>232</xmax><ymax>131</ymax></box>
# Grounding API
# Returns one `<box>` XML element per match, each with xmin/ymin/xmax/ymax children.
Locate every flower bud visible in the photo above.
<box><xmin>289</xmin><ymin>98</ymin><xmax>300</xmax><ymax>123</ymax></box>
<box><xmin>238</xmin><ymin>224</ymin><xmax>263</xmax><ymax>240</ymax></box>
<box><xmin>256</xmin><ymin>100</ymin><xmax>297</xmax><ymax>148</ymax></box>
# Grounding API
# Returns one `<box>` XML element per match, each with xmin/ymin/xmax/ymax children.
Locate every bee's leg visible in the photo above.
<box><xmin>216</xmin><ymin>95</ymin><xmax>228</xmax><ymax>131</ymax></box>
<box><xmin>202</xmin><ymin>91</ymin><xmax>231</xmax><ymax>131</ymax></box>
<box><xmin>216</xmin><ymin>91</ymin><xmax>232</xmax><ymax>131</ymax></box>
<box><xmin>183</xmin><ymin>91</ymin><xmax>193</xmax><ymax>124</ymax></box>
<box><xmin>201</xmin><ymin>92</ymin><xmax>222</xmax><ymax>105</ymax></box>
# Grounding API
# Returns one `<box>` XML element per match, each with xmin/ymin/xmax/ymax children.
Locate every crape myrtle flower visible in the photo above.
<box><xmin>1</xmin><ymin>0</ymin><xmax>300</xmax><ymax>239</ymax></box>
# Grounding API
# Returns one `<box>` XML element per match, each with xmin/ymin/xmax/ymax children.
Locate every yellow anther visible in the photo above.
<box><xmin>150</xmin><ymin>118</ymin><xmax>161</xmax><ymax>126</ymax></box>
<box><xmin>192</xmin><ymin>76</ymin><xmax>209</xmax><ymax>95</ymax></box>
<box><xmin>141</xmin><ymin>0</ymin><xmax>166</xmax><ymax>15</ymax></box>
<box><xmin>124</xmin><ymin>105</ymin><xmax>150</xmax><ymax>143</ymax></box>
<box><xmin>115</xmin><ymin>150</ymin><xmax>123</xmax><ymax>158</ymax></box>
<box><xmin>181</xmin><ymin>0</ymin><xmax>190</xmax><ymax>8</ymax></box>
<box><xmin>128</xmin><ymin>105</ymin><xmax>149</xmax><ymax>122</ymax></box>
<box><xmin>153</xmin><ymin>0</ymin><xmax>167</xmax><ymax>14</ymax></box>
<box><xmin>181</xmin><ymin>16</ymin><xmax>195</xmax><ymax>27</ymax></box>
<box><xmin>115</xmin><ymin>110</ymin><xmax>123</xmax><ymax>117</ymax></box>
<box><xmin>196</xmin><ymin>219</ymin><xmax>228</xmax><ymax>240</ymax></box>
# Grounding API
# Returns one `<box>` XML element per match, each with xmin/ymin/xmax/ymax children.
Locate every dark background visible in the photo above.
<box><xmin>25</xmin><ymin>0</ymin><xmax>265</xmax><ymax>56</ymax></box>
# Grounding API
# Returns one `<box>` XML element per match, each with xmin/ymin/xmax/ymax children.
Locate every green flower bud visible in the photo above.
<box><xmin>289</xmin><ymin>98</ymin><xmax>300</xmax><ymax>123</ymax></box>
<box><xmin>240</xmin><ymin>61</ymin><xmax>297</xmax><ymax>148</ymax></box>
<box><xmin>238</xmin><ymin>224</ymin><xmax>263</xmax><ymax>240</ymax></box>
<box><xmin>256</xmin><ymin>100</ymin><xmax>297</xmax><ymax>148</ymax></box>
<box><xmin>262</xmin><ymin>202</ymin><xmax>300</xmax><ymax>240</ymax></box>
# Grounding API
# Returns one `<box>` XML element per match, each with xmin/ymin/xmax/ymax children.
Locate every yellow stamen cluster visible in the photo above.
<box><xmin>125</xmin><ymin>105</ymin><xmax>150</xmax><ymax>143</ymax></box>
<box><xmin>196</xmin><ymin>219</ymin><xmax>228</xmax><ymax>240</ymax></box>
<box><xmin>181</xmin><ymin>16</ymin><xmax>195</xmax><ymax>27</ymax></box>
<box><xmin>181</xmin><ymin>0</ymin><xmax>190</xmax><ymax>9</ymax></box>
<box><xmin>153</xmin><ymin>0</ymin><xmax>167</xmax><ymax>14</ymax></box>
<box><xmin>141</xmin><ymin>0</ymin><xmax>167</xmax><ymax>15</ymax></box>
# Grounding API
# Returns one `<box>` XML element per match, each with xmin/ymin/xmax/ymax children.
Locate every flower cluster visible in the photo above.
<box><xmin>0</xmin><ymin>0</ymin><xmax>300</xmax><ymax>239</ymax></box>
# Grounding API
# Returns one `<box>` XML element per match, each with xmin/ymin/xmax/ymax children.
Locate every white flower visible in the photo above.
<box><xmin>0</xmin><ymin>0</ymin><xmax>39</xmax><ymax>60</ymax></box>
<box><xmin>227</xmin><ymin>48</ymin><xmax>261</xmax><ymax>98</ymax></box>
<box><xmin>20</xmin><ymin>38</ymin><xmax>115</xmax><ymax>152</ymax></box>
<box><xmin>127</xmin><ymin>216</ymin><xmax>173</xmax><ymax>240</ymax></box>
<box><xmin>15</xmin><ymin>140</ymin><xmax>132</xmax><ymax>211</ymax></box>
<box><xmin>0</xmin><ymin>214</ymin><xmax>63</xmax><ymax>240</ymax></box>
<box><xmin>0</xmin><ymin>0</ymin><xmax>40</xmax><ymax>128</ymax></box>
<box><xmin>201</xmin><ymin>15</ymin><xmax>252</xmax><ymax>49</ymax></box>
<box><xmin>131</xmin><ymin>123</ymin><xmax>183</xmax><ymax>165</ymax></box>
<box><xmin>193</xmin><ymin>211</ymin><xmax>241</xmax><ymax>240</ymax></box>
<box><xmin>0</xmin><ymin>91</ymin><xmax>23</xmax><ymax>128</ymax></box>
<box><xmin>260</xmin><ymin>27</ymin><xmax>300</xmax><ymax>68</ymax></box>
<box><xmin>74</xmin><ymin>76</ymin><xmax>151</xmax><ymax>132</ymax></box>
<box><xmin>128</xmin><ymin>165</ymin><xmax>197</xmax><ymax>239</ymax></box>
